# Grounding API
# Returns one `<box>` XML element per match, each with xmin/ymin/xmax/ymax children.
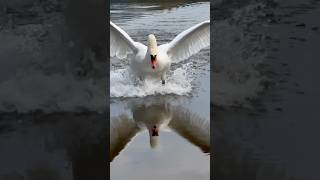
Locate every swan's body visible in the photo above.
<box><xmin>129</xmin><ymin>42</ymin><xmax>171</xmax><ymax>82</ymax></box>
<box><xmin>110</xmin><ymin>20</ymin><xmax>210</xmax><ymax>84</ymax></box>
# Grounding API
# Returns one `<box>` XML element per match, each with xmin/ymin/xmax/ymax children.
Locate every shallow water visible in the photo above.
<box><xmin>110</xmin><ymin>1</ymin><xmax>210</xmax><ymax>180</ymax></box>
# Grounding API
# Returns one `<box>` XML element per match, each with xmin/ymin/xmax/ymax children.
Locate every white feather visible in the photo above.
<box><xmin>110</xmin><ymin>21</ymin><xmax>142</xmax><ymax>59</ymax></box>
<box><xmin>160</xmin><ymin>20</ymin><xmax>210</xmax><ymax>63</ymax></box>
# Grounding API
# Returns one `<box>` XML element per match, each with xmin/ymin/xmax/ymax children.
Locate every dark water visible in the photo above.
<box><xmin>213</xmin><ymin>0</ymin><xmax>320</xmax><ymax>180</ymax></box>
<box><xmin>0</xmin><ymin>0</ymin><xmax>108</xmax><ymax>179</ymax></box>
<box><xmin>0</xmin><ymin>0</ymin><xmax>107</xmax><ymax>113</ymax></box>
<box><xmin>0</xmin><ymin>113</ymin><xmax>108</xmax><ymax>180</ymax></box>
<box><xmin>110</xmin><ymin>1</ymin><xmax>210</xmax><ymax>180</ymax></box>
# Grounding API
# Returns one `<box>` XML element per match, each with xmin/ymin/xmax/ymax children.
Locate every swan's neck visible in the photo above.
<box><xmin>147</xmin><ymin>34</ymin><xmax>158</xmax><ymax>55</ymax></box>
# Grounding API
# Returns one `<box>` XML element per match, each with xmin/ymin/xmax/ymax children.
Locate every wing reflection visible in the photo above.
<box><xmin>168</xmin><ymin>107</ymin><xmax>210</xmax><ymax>153</ymax></box>
<box><xmin>110</xmin><ymin>99</ymin><xmax>210</xmax><ymax>161</ymax></box>
<box><xmin>110</xmin><ymin>115</ymin><xmax>141</xmax><ymax>162</ymax></box>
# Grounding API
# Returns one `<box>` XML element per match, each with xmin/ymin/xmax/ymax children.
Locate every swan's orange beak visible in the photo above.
<box><xmin>151</xmin><ymin>55</ymin><xmax>157</xmax><ymax>69</ymax></box>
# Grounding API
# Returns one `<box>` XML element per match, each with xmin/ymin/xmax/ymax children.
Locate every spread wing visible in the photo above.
<box><xmin>110</xmin><ymin>21</ymin><xmax>143</xmax><ymax>59</ymax></box>
<box><xmin>160</xmin><ymin>20</ymin><xmax>210</xmax><ymax>63</ymax></box>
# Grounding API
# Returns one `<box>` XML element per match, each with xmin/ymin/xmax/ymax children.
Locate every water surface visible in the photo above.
<box><xmin>110</xmin><ymin>1</ymin><xmax>210</xmax><ymax>180</ymax></box>
<box><xmin>213</xmin><ymin>0</ymin><xmax>320</xmax><ymax>180</ymax></box>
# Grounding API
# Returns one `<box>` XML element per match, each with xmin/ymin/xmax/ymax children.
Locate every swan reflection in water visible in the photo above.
<box><xmin>110</xmin><ymin>100</ymin><xmax>210</xmax><ymax>162</ymax></box>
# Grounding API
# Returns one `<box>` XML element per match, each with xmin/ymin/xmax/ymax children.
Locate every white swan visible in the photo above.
<box><xmin>110</xmin><ymin>20</ymin><xmax>210</xmax><ymax>84</ymax></box>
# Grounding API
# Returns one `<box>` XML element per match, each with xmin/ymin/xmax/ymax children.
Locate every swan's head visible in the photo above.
<box><xmin>151</xmin><ymin>125</ymin><xmax>159</xmax><ymax>136</ymax></box>
<box><xmin>149</xmin><ymin>125</ymin><xmax>160</xmax><ymax>149</ymax></box>
<box><xmin>148</xmin><ymin>34</ymin><xmax>158</xmax><ymax>69</ymax></box>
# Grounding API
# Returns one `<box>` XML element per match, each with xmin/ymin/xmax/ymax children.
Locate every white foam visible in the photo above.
<box><xmin>110</xmin><ymin>65</ymin><xmax>193</xmax><ymax>98</ymax></box>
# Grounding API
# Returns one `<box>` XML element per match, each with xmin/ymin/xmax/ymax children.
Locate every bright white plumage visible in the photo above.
<box><xmin>110</xmin><ymin>20</ymin><xmax>210</xmax><ymax>84</ymax></box>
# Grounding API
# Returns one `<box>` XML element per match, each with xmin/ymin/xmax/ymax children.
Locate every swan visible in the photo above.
<box><xmin>110</xmin><ymin>20</ymin><xmax>210</xmax><ymax>84</ymax></box>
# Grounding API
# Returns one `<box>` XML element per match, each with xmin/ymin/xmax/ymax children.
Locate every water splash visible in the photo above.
<box><xmin>110</xmin><ymin>64</ymin><xmax>193</xmax><ymax>98</ymax></box>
